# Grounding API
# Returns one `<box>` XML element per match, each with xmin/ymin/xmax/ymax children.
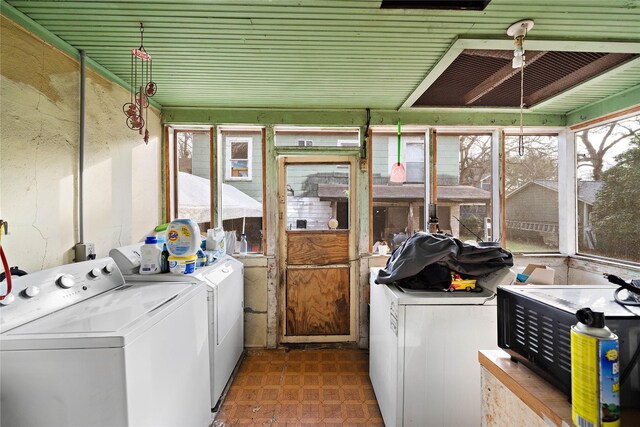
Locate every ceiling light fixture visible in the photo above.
<box><xmin>123</xmin><ymin>23</ymin><xmax>157</xmax><ymax>144</ymax></box>
<box><xmin>507</xmin><ymin>19</ymin><xmax>534</xmax><ymax>156</ymax></box>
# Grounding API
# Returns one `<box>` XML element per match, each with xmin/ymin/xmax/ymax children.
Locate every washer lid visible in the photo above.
<box><xmin>0</xmin><ymin>281</ymin><xmax>202</xmax><ymax>350</ymax></box>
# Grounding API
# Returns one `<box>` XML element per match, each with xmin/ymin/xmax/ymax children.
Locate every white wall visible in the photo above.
<box><xmin>0</xmin><ymin>16</ymin><xmax>162</xmax><ymax>273</ymax></box>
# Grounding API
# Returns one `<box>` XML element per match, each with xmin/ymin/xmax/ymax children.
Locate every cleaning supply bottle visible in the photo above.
<box><xmin>239</xmin><ymin>233</ymin><xmax>248</xmax><ymax>256</ymax></box>
<box><xmin>160</xmin><ymin>243</ymin><xmax>170</xmax><ymax>273</ymax></box>
<box><xmin>140</xmin><ymin>236</ymin><xmax>162</xmax><ymax>274</ymax></box>
<box><xmin>571</xmin><ymin>307</ymin><xmax>620</xmax><ymax>427</ymax></box>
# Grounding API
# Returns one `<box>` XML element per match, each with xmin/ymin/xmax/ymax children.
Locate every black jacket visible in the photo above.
<box><xmin>375</xmin><ymin>232</ymin><xmax>513</xmax><ymax>285</ymax></box>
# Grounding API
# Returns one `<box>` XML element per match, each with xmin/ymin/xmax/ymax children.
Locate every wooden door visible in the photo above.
<box><xmin>278</xmin><ymin>156</ymin><xmax>357</xmax><ymax>343</ymax></box>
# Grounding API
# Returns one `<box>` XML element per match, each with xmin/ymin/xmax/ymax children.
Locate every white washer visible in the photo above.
<box><xmin>0</xmin><ymin>258</ymin><xmax>211</xmax><ymax>427</ymax></box>
<box><xmin>369</xmin><ymin>267</ymin><xmax>512</xmax><ymax>427</ymax></box>
<box><xmin>111</xmin><ymin>244</ymin><xmax>244</xmax><ymax>409</ymax></box>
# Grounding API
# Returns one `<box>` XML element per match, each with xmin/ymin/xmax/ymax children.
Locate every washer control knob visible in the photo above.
<box><xmin>56</xmin><ymin>274</ymin><xmax>76</xmax><ymax>289</ymax></box>
<box><xmin>0</xmin><ymin>293</ymin><xmax>15</xmax><ymax>305</ymax></box>
<box><xmin>24</xmin><ymin>286</ymin><xmax>40</xmax><ymax>298</ymax></box>
<box><xmin>103</xmin><ymin>264</ymin><xmax>115</xmax><ymax>274</ymax></box>
<box><xmin>89</xmin><ymin>268</ymin><xmax>101</xmax><ymax>278</ymax></box>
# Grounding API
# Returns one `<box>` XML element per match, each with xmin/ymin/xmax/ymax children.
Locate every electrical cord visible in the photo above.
<box><xmin>0</xmin><ymin>219</ymin><xmax>10</xmax><ymax>300</ymax></box>
<box><xmin>621</xmin><ymin>339</ymin><xmax>640</xmax><ymax>386</ymax></box>
<box><xmin>604</xmin><ymin>274</ymin><xmax>640</xmax><ymax>307</ymax></box>
<box><xmin>603</xmin><ymin>273</ymin><xmax>640</xmax><ymax>386</ymax></box>
<box><xmin>0</xmin><ymin>246</ymin><xmax>11</xmax><ymax>300</ymax></box>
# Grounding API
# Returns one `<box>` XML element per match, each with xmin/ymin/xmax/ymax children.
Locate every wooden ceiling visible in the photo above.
<box><xmin>4</xmin><ymin>0</ymin><xmax>640</xmax><ymax>113</ymax></box>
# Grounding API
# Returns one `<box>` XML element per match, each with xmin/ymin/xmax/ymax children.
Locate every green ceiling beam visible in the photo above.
<box><xmin>0</xmin><ymin>0</ymin><xmax>162</xmax><ymax>109</ymax></box>
<box><xmin>567</xmin><ymin>84</ymin><xmax>640</xmax><ymax>127</ymax></box>
<box><xmin>162</xmin><ymin>108</ymin><xmax>565</xmax><ymax>127</ymax></box>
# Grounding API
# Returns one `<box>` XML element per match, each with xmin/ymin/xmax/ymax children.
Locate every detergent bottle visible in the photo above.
<box><xmin>140</xmin><ymin>236</ymin><xmax>162</xmax><ymax>274</ymax></box>
<box><xmin>166</xmin><ymin>219</ymin><xmax>200</xmax><ymax>257</ymax></box>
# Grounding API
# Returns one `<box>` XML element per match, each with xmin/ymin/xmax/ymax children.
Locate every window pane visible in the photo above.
<box><xmin>576</xmin><ymin>115</ymin><xmax>640</xmax><ymax>262</ymax></box>
<box><xmin>222</xmin><ymin>129</ymin><xmax>264</xmax><ymax>254</ymax></box>
<box><xmin>176</xmin><ymin>131</ymin><xmax>211</xmax><ymax>233</ymax></box>
<box><xmin>436</xmin><ymin>134</ymin><xmax>492</xmax><ymax>242</ymax></box>
<box><xmin>231</xmin><ymin>141</ymin><xmax>248</xmax><ymax>159</ymax></box>
<box><xmin>505</xmin><ymin>135</ymin><xmax>559</xmax><ymax>252</ymax></box>
<box><xmin>275</xmin><ymin>127</ymin><xmax>360</xmax><ymax>147</ymax></box>
<box><xmin>285</xmin><ymin>163</ymin><xmax>349</xmax><ymax>230</ymax></box>
<box><xmin>372</xmin><ymin>131</ymin><xmax>426</xmax><ymax>251</ymax></box>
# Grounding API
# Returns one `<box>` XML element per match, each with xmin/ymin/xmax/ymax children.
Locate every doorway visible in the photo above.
<box><xmin>277</xmin><ymin>155</ymin><xmax>357</xmax><ymax>343</ymax></box>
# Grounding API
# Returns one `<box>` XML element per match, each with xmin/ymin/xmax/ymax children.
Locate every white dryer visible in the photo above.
<box><xmin>0</xmin><ymin>258</ymin><xmax>211</xmax><ymax>427</ymax></box>
<box><xmin>369</xmin><ymin>267</ymin><xmax>514</xmax><ymax>427</ymax></box>
<box><xmin>111</xmin><ymin>244</ymin><xmax>245</xmax><ymax>409</ymax></box>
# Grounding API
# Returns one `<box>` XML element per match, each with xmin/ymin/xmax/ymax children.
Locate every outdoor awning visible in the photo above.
<box><xmin>318</xmin><ymin>183</ymin><xmax>490</xmax><ymax>203</ymax></box>
<box><xmin>177</xmin><ymin>172</ymin><xmax>262</xmax><ymax>223</ymax></box>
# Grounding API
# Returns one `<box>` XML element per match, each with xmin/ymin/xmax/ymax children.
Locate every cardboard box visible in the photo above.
<box><xmin>517</xmin><ymin>263</ymin><xmax>555</xmax><ymax>285</ymax></box>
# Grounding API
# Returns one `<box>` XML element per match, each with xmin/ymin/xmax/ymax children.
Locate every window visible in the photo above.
<box><xmin>372</xmin><ymin>130</ymin><xmax>427</xmax><ymax>251</ymax></box>
<box><xmin>275</xmin><ymin>127</ymin><xmax>360</xmax><ymax>147</ymax></box>
<box><xmin>225</xmin><ymin>137</ymin><xmax>252</xmax><ymax>180</ymax></box>
<box><xmin>221</xmin><ymin>128</ymin><xmax>264</xmax><ymax>254</ymax></box>
<box><xmin>576</xmin><ymin>114</ymin><xmax>640</xmax><ymax>263</ymax></box>
<box><xmin>504</xmin><ymin>135</ymin><xmax>559</xmax><ymax>252</ymax></box>
<box><xmin>173</xmin><ymin>129</ymin><xmax>213</xmax><ymax>233</ymax></box>
<box><xmin>387</xmin><ymin>136</ymin><xmax>425</xmax><ymax>184</ymax></box>
<box><xmin>435</xmin><ymin>134</ymin><xmax>492</xmax><ymax>241</ymax></box>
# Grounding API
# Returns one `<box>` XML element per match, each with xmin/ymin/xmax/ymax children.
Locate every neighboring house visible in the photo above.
<box><xmin>505</xmin><ymin>180</ymin><xmax>603</xmax><ymax>246</ymax></box>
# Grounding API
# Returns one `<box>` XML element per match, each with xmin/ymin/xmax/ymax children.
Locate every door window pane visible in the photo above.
<box><xmin>576</xmin><ymin>115</ymin><xmax>640</xmax><ymax>262</ymax></box>
<box><xmin>504</xmin><ymin>135</ymin><xmax>559</xmax><ymax>252</ymax></box>
<box><xmin>436</xmin><ymin>134</ymin><xmax>492</xmax><ymax>242</ymax></box>
<box><xmin>285</xmin><ymin>163</ymin><xmax>350</xmax><ymax>231</ymax></box>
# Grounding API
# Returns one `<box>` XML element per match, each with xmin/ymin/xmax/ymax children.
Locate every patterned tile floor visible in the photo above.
<box><xmin>213</xmin><ymin>347</ymin><xmax>384</xmax><ymax>426</ymax></box>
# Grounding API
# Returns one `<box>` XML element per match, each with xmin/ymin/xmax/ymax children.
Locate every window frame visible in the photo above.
<box><xmin>501</xmin><ymin>132</ymin><xmax>561</xmax><ymax>253</ymax></box>
<box><xmin>570</xmin><ymin>112</ymin><xmax>640</xmax><ymax>264</ymax></box>
<box><xmin>225</xmin><ymin>136</ymin><xmax>253</xmax><ymax>181</ymax></box>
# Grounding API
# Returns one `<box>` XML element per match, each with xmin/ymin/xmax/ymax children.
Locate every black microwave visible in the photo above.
<box><xmin>497</xmin><ymin>285</ymin><xmax>640</xmax><ymax>408</ymax></box>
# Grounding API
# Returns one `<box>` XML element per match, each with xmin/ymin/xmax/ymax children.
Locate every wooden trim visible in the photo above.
<box><xmin>368</xmin><ymin>127</ymin><xmax>373</xmax><ymax>252</ymax></box>
<box><xmin>262</xmin><ymin>127</ymin><xmax>268</xmax><ymax>254</ymax></box>
<box><xmin>164</xmin><ymin>126</ymin><xmax>171</xmax><ymax>222</ymax></box>
<box><xmin>500</xmin><ymin>130</ymin><xmax>507</xmax><ymax>248</ymax></box>
<box><xmin>277</xmin><ymin>156</ymin><xmax>286</xmax><ymax>342</ymax></box>
<box><xmin>172</xmin><ymin>129</ymin><xmax>179</xmax><ymax>219</ymax></box>
<box><xmin>478</xmin><ymin>350</ymin><xmax>572</xmax><ymax>427</ymax></box>
<box><xmin>278</xmin><ymin>155</ymin><xmax>358</xmax><ymax>344</ymax></box>
<box><xmin>569</xmin><ymin>104</ymin><xmax>640</xmax><ymax>131</ymax></box>
<box><xmin>209</xmin><ymin>127</ymin><xmax>215</xmax><ymax>227</ymax></box>
<box><xmin>431</xmin><ymin>130</ymin><xmax>437</xmax><ymax>203</ymax></box>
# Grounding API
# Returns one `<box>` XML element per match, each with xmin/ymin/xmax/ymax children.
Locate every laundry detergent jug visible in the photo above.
<box><xmin>166</xmin><ymin>219</ymin><xmax>200</xmax><ymax>257</ymax></box>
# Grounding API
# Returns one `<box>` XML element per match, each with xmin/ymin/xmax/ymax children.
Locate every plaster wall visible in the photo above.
<box><xmin>0</xmin><ymin>17</ymin><xmax>162</xmax><ymax>273</ymax></box>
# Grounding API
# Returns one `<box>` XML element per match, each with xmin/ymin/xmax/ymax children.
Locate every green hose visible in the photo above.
<box><xmin>397</xmin><ymin>119</ymin><xmax>401</xmax><ymax>164</ymax></box>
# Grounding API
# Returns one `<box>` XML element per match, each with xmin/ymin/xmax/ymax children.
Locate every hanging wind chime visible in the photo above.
<box><xmin>123</xmin><ymin>23</ymin><xmax>157</xmax><ymax>144</ymax></box>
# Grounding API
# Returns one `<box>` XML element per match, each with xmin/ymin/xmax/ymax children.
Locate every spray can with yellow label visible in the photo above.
<box><xmin>571</xmin><ymin>307</ymin><xmax>620</xmax><ymax>427</ymax></box>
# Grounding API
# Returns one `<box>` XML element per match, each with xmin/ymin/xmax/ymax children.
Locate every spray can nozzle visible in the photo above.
<box><xmin>576</xmin><ymin>307</ymin><xmax>605</xmax><ymax>328</ymax></box>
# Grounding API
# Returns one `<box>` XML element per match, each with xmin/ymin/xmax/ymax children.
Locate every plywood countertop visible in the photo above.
<box><xmin>478</xmin><ymin>349</ymin><xmax>640</xmax><ymax>427</ymax></box>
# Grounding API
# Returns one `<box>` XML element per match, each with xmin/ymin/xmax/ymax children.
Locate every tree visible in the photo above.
<box><xmin>591</xmin><ymin>135</ymin><xmax>640</xmax><ymax>261</ymax></box>
<box><xmin>177</xmin><ymin>132</ymin><xmax>193</xmax><ymax>160</ymax></box>
<box><xmin>577</xmin><ymin>116</ymin><xmax>640</xmax><ymax>180</ymax></box>
<box><xmin>459</xmin><ymin>135</ymin><xmax>491</xmax><ymax>187</ymax></box>
<box><xmin>504</xmin><ymin>135</ymin><xmax>558</xmax><ymax>193</ymax></box>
